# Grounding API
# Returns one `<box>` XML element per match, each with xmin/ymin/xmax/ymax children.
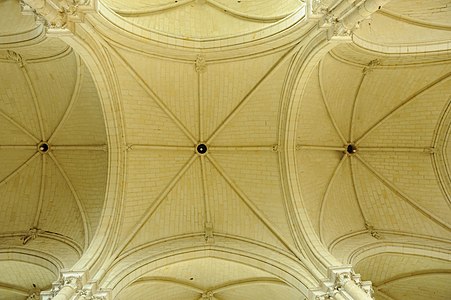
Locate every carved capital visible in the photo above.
<box><xmin>20</xmin><ymin>0</ymin><xmax>66</xmax><ymax>28</ymax></box>
<box><xmin>319</xmin><ymin>13</ymin><xmax>335</xmax><ymax>28</ymax></box>
<box><xmin>335</xmin><ymin>270</ymin><xmax>353</xmax><ymax>288</ymax></box>
<box><xmin>75</xmin><ymin>281</ymin><xmax>111</xmax><ymax>300</ymax></box>
<box><xmin>61</xmin><ymin>271</ymin><xmax>86</xmax><ymax>293</ymax></box>
<box><xmin>328</xmin><ymin>22</ymin><xmax>353</xmax><ymax>41</ymax></box>
<box><xmin>19</xmin><ymin>0</ymin><xmax>91</xmax><ymax>31</ymax></box>
<box><xmin>318</xmin><ymin>14</ymin><xmax>353</xmax><ymax>42</ymax></box>
<box><xmin>311</xmin><ymin>0</ymin><xmax>328</xmax><ymax>16</ymax></box>
<box><xmin>308</xmin><ymin>266</ymin><xmax>374</xmax><ymax>299</ymax></box>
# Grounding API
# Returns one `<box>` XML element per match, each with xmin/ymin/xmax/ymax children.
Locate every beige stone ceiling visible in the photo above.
<box><xmin>0</xmin><ymin>1</ymin><xmax>108</xmax><ymax>297</ymax></box>
<box><xmin>297</xmin><ymin>47</ymin><xmax>451</xmax><ymax>245</ymax></box>
<box><xmin>0</xmin><ymin>0</ymin><xmax>450</xmax><ymax>299</ymax></box>
<box><xmin>296</xmin><ymin>43</ymin><xmax>451</xmax><ymax>299</ymax></box>
<box><xmin>100</xmin><ymin>37</ymin><xmax>309</xmax><ymax>298</ymax></box>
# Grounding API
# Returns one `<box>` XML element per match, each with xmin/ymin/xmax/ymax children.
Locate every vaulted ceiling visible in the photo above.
<box><xmin>297</xmin><ymin>43</ymin><xmax>451</xmax><ymax>300</ymax></box>
<box><xmin>0</xmin><ymin>1</ymin><xmax>107</xmax><ymax>298</ymax></box>
<box><xmin>0</xmin><ymin>0</ymin><xmax>450</xmax><ymax>299</ymax></box>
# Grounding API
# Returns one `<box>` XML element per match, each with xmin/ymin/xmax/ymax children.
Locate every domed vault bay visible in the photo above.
<box><xmin>1</xmin><ymin>0</ymin><xmax>450</xmax><ymax>300</ymax></box>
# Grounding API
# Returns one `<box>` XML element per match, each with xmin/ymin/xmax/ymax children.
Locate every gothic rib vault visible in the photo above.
<box><xmin>0</xmin><ymin>0</ymin><xmax>450</xmax><ymax>299</ymax></box>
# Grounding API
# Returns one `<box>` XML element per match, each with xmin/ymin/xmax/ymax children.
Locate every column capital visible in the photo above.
<box><xmin>61</xmin><ymin>270</ymin><xmax>86</xmax><ymax>290</ymax></box>
<box><xmin>313</xmin><ymin>0</ymin><xmax>393</xmax><ymax>41</ymax></box>
<box><xmin>308</xmin><ymin>266</ymin><xmax>374</xmax><ymax>300</ymax></box>
<box><xmin>19</xmin><ymin>0</ymin><xmax>94</xmax><ymax>33</ymax></box>
<box><xmin>75</xmin><ymin>281</ymin><xmax>112</xmax><ymax>300</ymax></box>
<box><xmin>317</xmin><ymin>13</ymin><xmax>353</xmax><ymax>42</ymax></box>
<box><xmin>40</xmin><ymin>271</ymin><xmax>88</xmax><ymax>300</ymax></box>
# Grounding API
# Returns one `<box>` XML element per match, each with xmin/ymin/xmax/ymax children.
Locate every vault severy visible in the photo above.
<box><xmin>99</xmin><ymin>24</ymin><xmax>311</xmax><ymax>298</ymax></box>
<box><xmin>113</xmin><ymin>44</ymin><xmax>299</xmax><ymax>254</ymax></box>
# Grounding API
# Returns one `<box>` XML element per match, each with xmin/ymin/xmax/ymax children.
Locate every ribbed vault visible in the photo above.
<box><xmin>96</xmin><ymin>30</ymin><xmax>313</xmax><ymax>298</ymax></box>
<box><xmin>1</xmin><ymin>0</ymin><xmax>450</xmax><ymax>299</ymax></box>
<box><xmin>295</xmin><ymin>43</ymin><xmax>451</xmax><ymax>300</ymax></box>
<box><xmin>0</xmin><ymin>2</ymin><xmax>108</xmax><ymax>297</ymax></box>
